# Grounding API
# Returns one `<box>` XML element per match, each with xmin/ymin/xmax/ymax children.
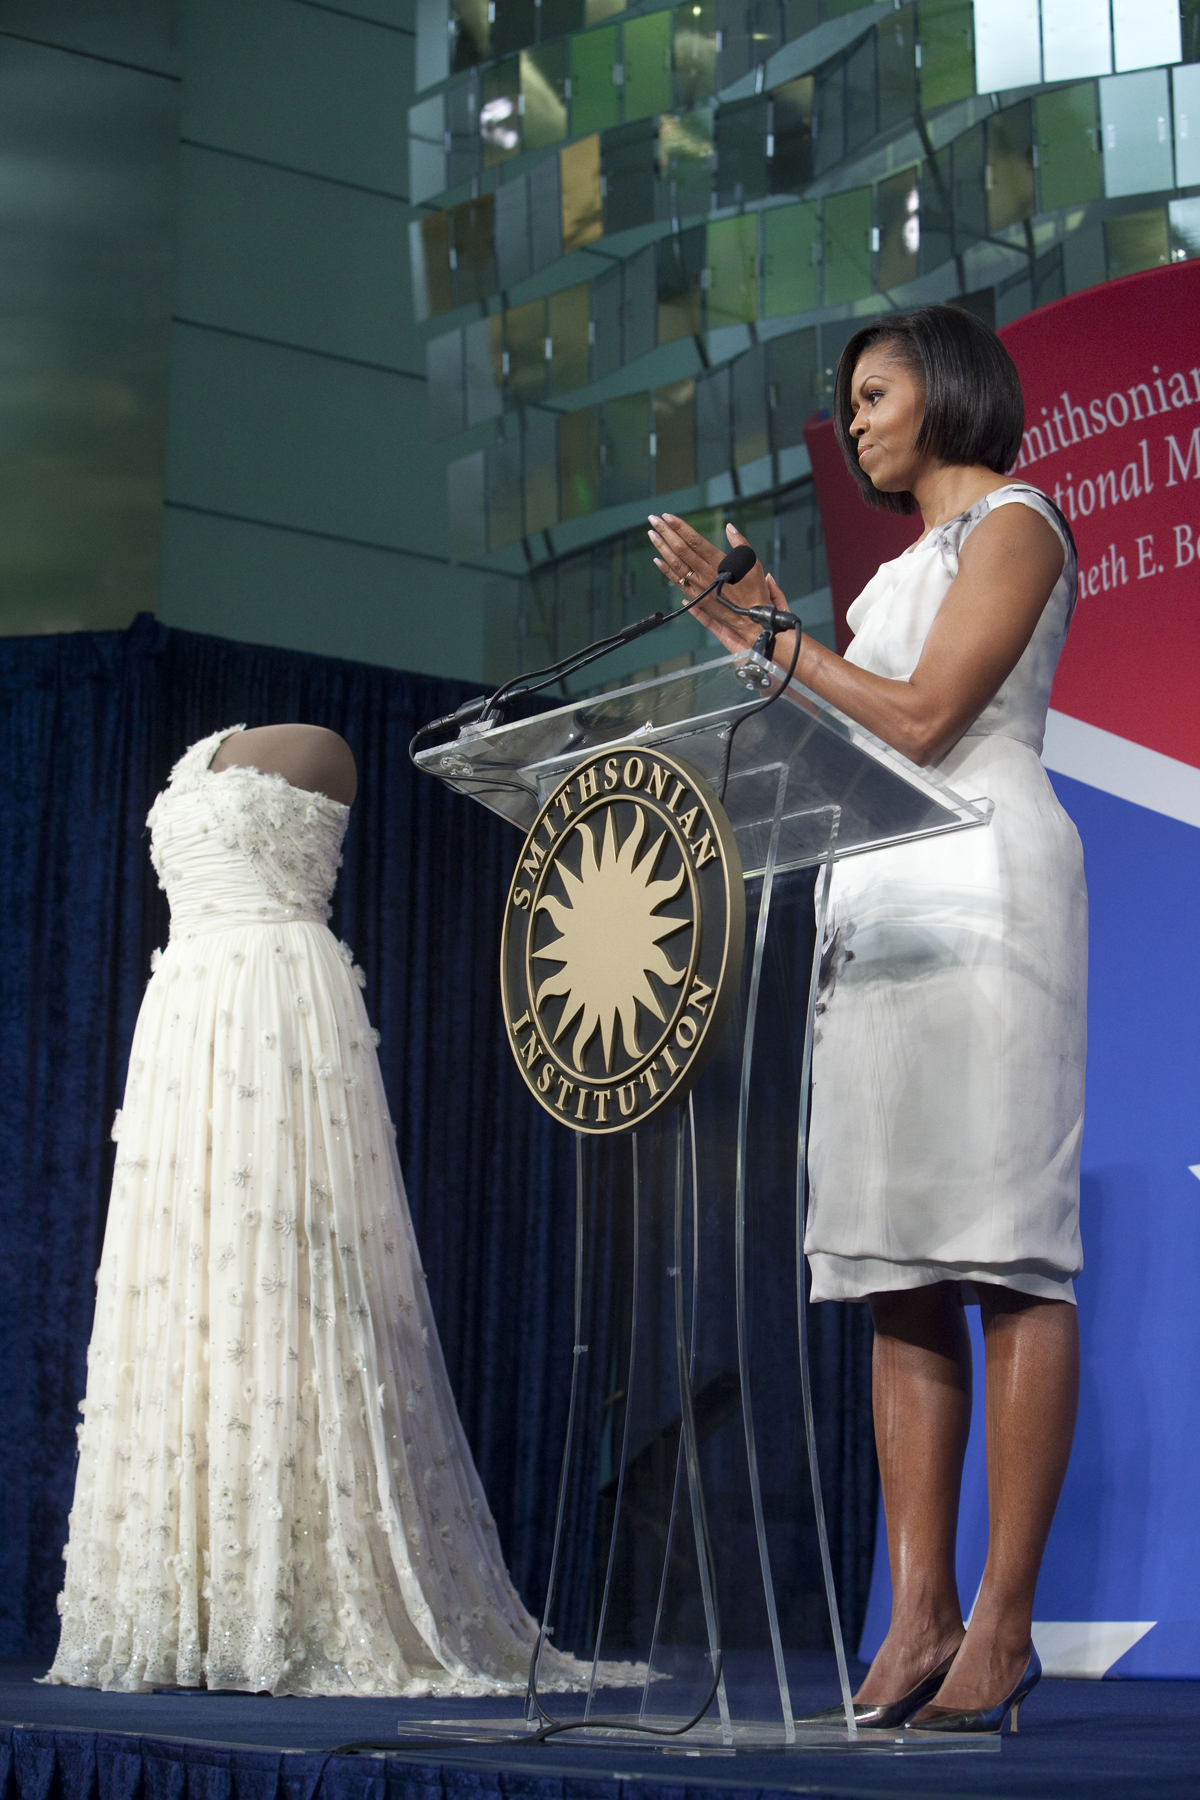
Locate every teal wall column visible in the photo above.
<box><xmin>159</xmin><ymin>0</ymin><xmax>506</xmax><ymax>682</ymax></box>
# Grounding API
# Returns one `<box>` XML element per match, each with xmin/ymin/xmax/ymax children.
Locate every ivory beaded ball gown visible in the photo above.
<box><xmin>49</xmin><ymin>726</ymin><xmax>572</xmax><ymax>1696</ymax></box>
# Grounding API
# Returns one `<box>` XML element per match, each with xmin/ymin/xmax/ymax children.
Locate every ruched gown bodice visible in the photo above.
<box><xmin>804</xmin><ymin>485</ymin><xmax>1088</xmax><ymax>1305</ymax></box>
<box><xmin>48</xmin><ymin>728</ymin><xmax>571</xmax><ymax>1695</ymax></box>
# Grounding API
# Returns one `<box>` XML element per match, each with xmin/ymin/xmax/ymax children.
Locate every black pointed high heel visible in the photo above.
<box><xmin>906</xmin><ymin>1645</ymin><xmax>1041</xmax><ymax>1734</ymax></box>
<box><xmin>798</xmin><ymin>1651</ymin><xmax>958</xmax><ymax>1729</ymax></box>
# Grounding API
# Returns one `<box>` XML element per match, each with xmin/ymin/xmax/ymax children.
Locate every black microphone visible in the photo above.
<box><xmin>717</xmin><ymin>543</ymin><xmax>757</xmax><ymax>585</ymax></box>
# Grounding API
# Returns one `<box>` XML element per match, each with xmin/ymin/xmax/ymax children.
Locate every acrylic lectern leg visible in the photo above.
<box><xmin>793</xmin><ymin>807</ymin><xmax>857</xmax><ymax>1738</ymax></box>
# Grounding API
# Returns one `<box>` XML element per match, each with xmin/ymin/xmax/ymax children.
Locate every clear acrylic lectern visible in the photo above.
<box><xmin>414</xmin><ymin>653</ymin><xmax>996</xmax><ymax>1757</ymax></box>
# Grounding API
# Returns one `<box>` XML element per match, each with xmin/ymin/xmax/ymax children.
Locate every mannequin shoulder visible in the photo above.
<box><xmin>210</xmin><ymin>724</ymin><xmax>358</xmax><ymax>806</ymax></box>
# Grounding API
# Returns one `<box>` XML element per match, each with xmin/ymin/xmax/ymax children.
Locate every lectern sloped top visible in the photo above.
<box><xmin>415</xmin><ymin>652</ymin><xmax>991</xmax><ymax>876</ymax></box>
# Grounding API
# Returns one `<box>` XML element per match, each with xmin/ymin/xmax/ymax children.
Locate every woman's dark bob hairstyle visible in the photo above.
<box><xmin>834</xmin><ymin>305</ymin><xmax>1025</xmax><ymax>515</ymax></box>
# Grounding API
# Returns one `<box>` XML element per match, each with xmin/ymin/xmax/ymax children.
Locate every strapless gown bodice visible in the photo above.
<box><xmin>147</xmin><ymin>733</ymin><xmax>349</xmax><ymax>936</ymax></box>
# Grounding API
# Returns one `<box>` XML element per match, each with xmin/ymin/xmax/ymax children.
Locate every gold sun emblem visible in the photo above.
<box><xmin>532</xmin><ymin>804</ymin><xmax>692</xmax><ymax>1072</ymax></box>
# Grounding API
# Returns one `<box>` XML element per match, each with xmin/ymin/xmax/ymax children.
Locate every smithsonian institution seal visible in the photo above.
<box><xmin>500</xmin><ymin>746</ymin><xmax>745</xmax><ymax>1133</ymax></box>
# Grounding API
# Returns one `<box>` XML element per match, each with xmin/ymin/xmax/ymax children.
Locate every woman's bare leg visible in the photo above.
<box><xmin>854</xmin><ymin>1282</ymin><xmax>970</xmax><ymax>1703</ymax></box>
<box><xmin>917</xmin><ymin>1289</ymin><xmax>1080</xmax><ymax>1713</ymax></box>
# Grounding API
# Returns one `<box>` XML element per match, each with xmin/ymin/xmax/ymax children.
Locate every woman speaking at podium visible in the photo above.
<box><xmin>647</xmin><ymin>305</ymin><xmax>1084</xmax><ymax>1735</ymax></box>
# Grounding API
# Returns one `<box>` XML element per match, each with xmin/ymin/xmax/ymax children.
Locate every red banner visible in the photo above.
<box><xmin>804</xmin><ymin>262</ymin><xmax>1200</xmax><ymax>771</ymax></box>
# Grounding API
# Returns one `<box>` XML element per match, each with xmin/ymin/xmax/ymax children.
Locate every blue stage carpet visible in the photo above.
<box><xmin>2</xmin><ymin>1655</ymin><xmax>1198</xmax><ymax>1800</ymax></box>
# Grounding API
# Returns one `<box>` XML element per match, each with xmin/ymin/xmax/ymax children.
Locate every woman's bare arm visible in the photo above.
<box><xmin>210</xmin><ymin>724</ymin><xmax>358</xmax><ymax>805</ymax></box>
<box><xmin>649</xmin><ymin>505</ymin><xmax>1065</xmax><ymax>767</ymax></box>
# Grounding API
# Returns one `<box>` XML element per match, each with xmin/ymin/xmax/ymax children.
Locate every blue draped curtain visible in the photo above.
<box><xmin>0</xmin><ymin>614</ymin><xmax>875</xmax><ymax>1663</ymax></box>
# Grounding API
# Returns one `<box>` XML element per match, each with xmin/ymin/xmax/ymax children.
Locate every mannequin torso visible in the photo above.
<box><xmin>209</xmin><ymin>723</ymin><xmax>357</xmax><ymax>807</ymax></box>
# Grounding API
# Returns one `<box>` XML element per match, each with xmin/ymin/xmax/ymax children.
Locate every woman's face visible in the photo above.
<box><xmin>848</xmin><ymin>347</ymin><xmax>928</xmax><ymax>493</ymax></box>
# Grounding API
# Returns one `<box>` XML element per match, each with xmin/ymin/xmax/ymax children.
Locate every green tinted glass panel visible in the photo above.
<box><xmin>918</xmin><ymin>0</ymin><xmax>974</xmax><ymax>111</ymax></box>
<box><xmin>561</xmin><ymin>407</ymin><xmax>602</xmax><ymax>517</ymax></box>
<box><xmin>524</xmin><ymin>414</ymin><xmax>559</xmax><ymax>535</ymax></box>
<box><xmin>571</xmin><ymin>25</ymin><xmax>620</xmax><ymax>136</ymax></box>
<box><xmin>707</xmin><ymin>214</ymin><xmax>758</xmax><ymax>327</ymax></box>
<box><xmin>654</xmin><ymin>378</ymin><xmax>697</xmax><ymax>495</ymax></box>
<box><xmin>987</xmin><ymin>103</ymin><xmax>1034</xmax><ymax>233</ymax></box>
<box><xmin>822</xmin><ymin>186</ymin><xmax>872</xmax><ymax>305</ymax></box>
<box><xmin>877</xmin><ymin>167</ymin><xmax>920</xmax><ymax>291</ymax></box>
<box><xmin>659</xmin><ymin>108</ymin><xmax>713</xmax><ymax>215</ymax></box>
<box><xmin>1105</xmin><ymin>208</ymin><xmax>1170</xmax><ymax>278</ymax></box>
<box><xmin>521</xmin><ymin>44</ymin><xmax>568</xmax><ymax>150</ymax></box>
<box><xmin>482</xmin><ymin>58</ymin><xmax>522</xmax><ymax>167</ymax></box>
<box><xmin>1036</xmin><ymin>83</ymin><xmax>1101</xmax><ymax>212</ymax></box>
<box><xmin>674</xmin><ymin>0</ymin><xmax>717</xmax><ymax>111</ymax></box>
<box><xmin>548</xmin><ymin>284</ymin><xmax>590</xmax><ymax>394</ymax></box>
<box><xmin>603</xmin><ymin>390</ymin><xmax>651</xmax><ymax>505</ymax></box>
<box><xmin>623</xmin><ymin>10</ymin><xmax>673</xmax><ymax>122</ymax></box>
<box><xmin>506</xmin><ymin>297</ymin><xmax>546</xmax><ymax>406</ymax></box>
<box><xmin>763</xmin><ymin>202</ymin><xmax>818</xmax><ymax>316</ymax></box>
<box><xmin>877</xmin><ymin>3</ymin><xmax>916</xmax><ymax>133</ymax></box>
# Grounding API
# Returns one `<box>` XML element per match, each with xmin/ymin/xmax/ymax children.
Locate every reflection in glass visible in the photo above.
<box><xmin>973</xmin><ymin>0</ymin><xmax>1040</xmax><ymax>92</ymax></box>
<box><xmin>452</xmin><ymin>194</ymin><xmax>497</xmax><ymax>304</ymax></box>
<box><xmin>919</xmin><ymin>145</ymin><xmax>954</xmax><ymax>274</ymax></box>
<box><xmin>657</xmin><ymin>225</ymin><xmax>705</xmax><ymax>343</ymax></box>
<box><xmin>451</xmin><ymin>0</ymin><xmax>489</xmax><ymax>70</ymax></box>
<box><xmin>715</xmin><ymin>98</ymin><xmax>769</xmax><ymax>208</ymax></box>
<box><xmin>1105</xmin><ymin>206</ymin><xmax>1170</xmax><ymax>277</ymax></box>
<box><xmin>695</xmin><ymin>364</ymin><xmax>730</xmax><ymax>481</ymax></box>
<box><xmin>525</xmin><ymin>412</ymin><xmax>560</xmax><ymax>535</ymax></box>
<box><xmin>763</xmin><ymin>202</ymin><xmax>818</xmax><ymax>317</ymax></box>
<box><xmin>1036</xmin><ymin>83</ymin><xmax>1102</xmax><ymax>213</ymax></box>
<box><xmin>918</xmin><ymin>0</ymin><xmax>975</xmax><ymax>111</ymax></box>
<box><xmin>658</xmin><ymin>108</ymin><xmax>713</xmax><ymax>218</ymax></box>
<box><xmin>876</xmin><ymin>3</ymin><xmax>915</xmax><ymax>134</ymax></box>
<box><xmin>561</xmin><ymin>407</ymin><xmax>603</xmax><ymax>517</ymax></box>
<box><xmin>986</xmin><ymin>104</ymin><xmax>1034</xmax><ymax>234</ymax></box>
<box><xmin>822</xmin><ymin>187</ymin><xmax>872</xmax><ymax>305</ymax></box>
<box><xmin>1100</xmin><ymin>69</ymin><xmax>1175</xmax><ymax>199</ymax></box>
<box><xmin>506</xmin><ymin>297</ymin><xmax>548</xmax><ymax>409</ymax></box>
<box><xmin>418</xmin><ymin>212</ymin><xmax>453</xmax><ymax>317</ymax></box>
<box><xmin>844</xmin><ymin>31</ymin><xmax>877</xmax><ymax>157</ymax></box>
<box><xmin>654</xmin><ymin>379</ymin><xmax>698</xmax><ymax>494</ymax></box>
<box><xmin>465</xmin><ymin>314</ymin><xmax>505</xmax><ymax>425</ymax></box>
<box><xmin>491</xmin><ymin>0</ymin><xmax>536</xmax><ymax>57</ymax></box>
<box><xmin>530</xmin><ymin>154</ymin><xmax>564</xmax><ymax>267</ymax></box>
<box><xmin>603</xmin><ymin>120</ymin><xmax>658</xmax><ymax>234</ymax></box>
<box><xmin>877</xmin><ymin>168</ymin><xmax>920</xmax><ymax>291</ymax></box>
<box><xmin>1041</xmin><ymin>0</ymin><xmax>1112</xmax><ymax>83</ymax></box>
<box><xmin>495</xmin><ymin>176</ymin><xmax>532</xmax><ymax>289</ymax></box>
<box><xmin>561</xmin><ymin>133</ymin><xmax>604</xmax><ymax>249</ymax></box>
<box><xmin>521</xmin><ymin>44</ymin><xmax>568</xmax><ymax>150</ymax></box>
<box><xmin>673</xmin><ymin>0</ymin><xmax>718</xmax><ymax>112</ymax></box>
<box><xmin>549</xmin><ymin>284</ymin><xmax>591</xmax><ymax>395</ymax></box>
<box><xmin>482</xmin><ymin>55</ymin><xmax>522</xmax><ymax>164</ymax></box>
<box><xmin>622</xmin><ymin>244</ymin><xmax>658</xmax><ymax>362</ymax></box>
<box><xmin>707</xmin><ymin>214</ymin><xmax>759</xmax><ymax>328</ymax></box>
<box><xmin>1168</xmin><ymin>194</ymin><xmax>1200</xmax><ymax>258</ymax></box>
<box><xmin>770</xmin><ymin>77</ymin><xmax>813</xmax><ymax>196</ymax></box>
<box><xmin>812</xmin><ymin>57</ymin><xmax>844</xmax><ymax>176</ymax></box>
<box><xmin>733</xmin><ymin>344</ymin><xmax>769</xmax><ymax>469</ymax></box>
<box><xmin>767</xmin><ymin>329</ymin><xmax>817</xmax><ymax>452</ymax></box>
<box><xmin>623</xmin><ymin>9</ymin><xmax>674</xmax><ymax>120</ymax></box>
<box><xmin>952</xmin><ymin>124</ymin><xmax>987</xmax><ymax>246</ymax></box>
<box><xmin>603</xmin><ymin>391</ymin><xmax>652</xmax><ymax>505</ymax></box>
<box><xmin>587</xmin><ymin>0</ymin><xmax>626</xmax><ymax>22</ymax></box>
<box><xmin>591</xmin><ymin>264</ymin><xmax>623</xmax><ymax>380</ymax></box>
<box><xmin>571</xmin><ymin>23</ymin><xmax>621</xmax><ymax>137</ymax></box>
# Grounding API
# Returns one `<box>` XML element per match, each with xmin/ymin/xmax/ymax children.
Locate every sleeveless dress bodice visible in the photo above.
<box><xmin>804</xmin><ymin>486</ymin><xmax>1088</xmax><ymax>1306</ymax></box>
